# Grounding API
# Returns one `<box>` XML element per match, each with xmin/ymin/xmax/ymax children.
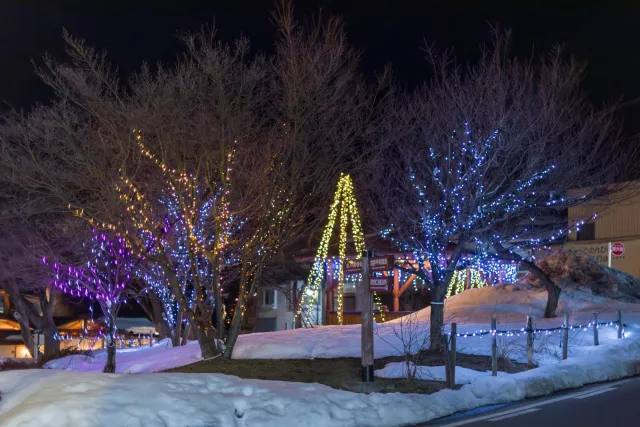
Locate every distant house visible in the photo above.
<box><xmin>563</xmin><ymin>182</ymin><xmax>640</xmax><ymax>278</ymax></box>
<box><xmin>0</xmin><ymin>289</ymin><xmax>155</xmax><ymax>358</ymax></box>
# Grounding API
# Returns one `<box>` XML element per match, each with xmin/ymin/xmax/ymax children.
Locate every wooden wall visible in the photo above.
<box><xmin>326</xmin><ymin>311</ymin><xmax>412</xmax><ymax>326</ymax></box>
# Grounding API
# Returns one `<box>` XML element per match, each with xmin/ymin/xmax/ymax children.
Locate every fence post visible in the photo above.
<box><xmin>33</xmin><ymin>330</ymin><xmax>40</xmax><ymax>365</ymax></box>
<box><xmin>442</xmin><ymin>331</ymin><xmax>452</xmax><ymax>388</ymax></box>
<box><xmin>593</xmin><ymin>313</ymin><xmax>599</xmax><ymax>346</ymax></box>
<box><xmin>491</xmin><ymin>318</ymin><xmax>497</xmax><ymax>376</ymax></box>
<box><xmin>450</xmin><ymin>323</ymin><xmax>457</xmax><ymax>386</ymax></box>
<box><xmin>562</xmin><ymin>314</ymin><xmax>569</xmax><ymax>360</ymax></box>
<box><xmin>617</xmin><ymin>310</ymin><xmax>623</xmax><ymax>339</ymax></box>
<box><xmin>526</xmin><ymin>316</ymin><xmax>534</xmax><ymax>370</ymax></box>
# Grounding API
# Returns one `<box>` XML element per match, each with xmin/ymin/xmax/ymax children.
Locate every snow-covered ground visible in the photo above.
<box><xmin>2</xmin><ymin>286</ymin><xmax>640</xmax><ymax>426</ymax></box>
<box><xmin>44</xmin><ymin>339</ymin><xmax>202</xmax><ymax>373</ymax></box>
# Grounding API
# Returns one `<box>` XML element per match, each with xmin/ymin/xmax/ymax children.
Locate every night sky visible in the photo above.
<box><xmin>2</xmin><ymin>1</ymin><xmax>640</xmax><ymax>129</ymax></box>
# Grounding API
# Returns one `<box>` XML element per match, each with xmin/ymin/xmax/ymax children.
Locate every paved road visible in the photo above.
<box><xmin>422</xmin><ymin>376</ymin><xmax>640</xmax><ymax>427</ymax></box>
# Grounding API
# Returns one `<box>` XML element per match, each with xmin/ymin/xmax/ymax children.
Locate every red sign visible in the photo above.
<box><xmin>344</xmin><ymin>256</ymin><xmax>395</xmax><ymax>274</ymax></box>
<box><xmin>612</xmin><ymin>242</ymin><xmax>625</xmax><ymax>256</ymax></box>
<box><xmin>370</xmin><ymin>277</ymin><xmax>392</xmax><ymax>292</ymax></box>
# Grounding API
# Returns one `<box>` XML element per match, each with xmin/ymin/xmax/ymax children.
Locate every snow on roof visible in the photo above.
<box><xmin>115</xmin><ymin>317</ymin><xmax>155</xmax><ymax>335</ymax></box>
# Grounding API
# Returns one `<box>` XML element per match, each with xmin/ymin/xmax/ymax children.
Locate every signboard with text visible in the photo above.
<box><xmin>370</xmin><ymin>276</ymin><xmax>393</xmax><ymax>292</ymax></box>
<box><xmin>344</xmin><ymin>256</ymin><xmax>395</xmax><ymax>274</ymax></box>
<box><xmin>562</xmin><ymin>243</ymin><xmax>610</xmax><ymax>265</ymax></box>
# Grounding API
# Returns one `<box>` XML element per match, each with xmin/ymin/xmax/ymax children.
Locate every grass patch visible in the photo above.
<box><xmin>166</xmin><ymin>350</ymin><xmax>530</xmax><ymax>394</ymax></box>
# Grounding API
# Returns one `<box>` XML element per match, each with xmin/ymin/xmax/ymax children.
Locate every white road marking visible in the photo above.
<box><xmin>573</xmin><ymin>387</ymin><xmax>615</xmax><ymax>399</ymax></box>
<box><xmin>488</xmin><ymin>408</ymin><xmax>540</xmax><ymax>421</ymax></box>
<box><xmin>436</xmin><ymin>378</ymin><xmax>633</xmax><ymax>427</ymax></box>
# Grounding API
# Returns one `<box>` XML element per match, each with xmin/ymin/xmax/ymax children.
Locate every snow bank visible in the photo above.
<box><xmin>43</xmin><ymin>339</ymin><xmax>202</xmax><ymax>373</ymax></box>
<box><xmin>2</xmin><ymin>334</ymin><xmax>640</xmax><ymax>427</ymax></box>
<box><xmin>374</xmin><ymin>362</ymin><xmax>511</xmax><ymax>384</ymax></box>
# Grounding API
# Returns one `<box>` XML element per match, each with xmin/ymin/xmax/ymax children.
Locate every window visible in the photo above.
<box><xmin>577</xmin><ymin>222</ymin><xmax>596</xmax><ymax>241</ymax></box>
<box><xmin>262</xmin><ymin>289</ymin><xmax>277</xmax><ymax>309</ymax></box>
<box><xmin>0</xmin><ymin>294</ymin><xmax>4</xmax><ymax>314</ymax></box>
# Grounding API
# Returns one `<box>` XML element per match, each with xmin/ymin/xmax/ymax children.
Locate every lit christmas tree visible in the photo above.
<box><xmin>44</xmin><ymin>229</ymin><xmax>137</xmax><ymax>373</ymax></box>
<box><xmin>296</xmin><ymin>173</ymin><xmax>384</xmax><ymax>326</ymax></box>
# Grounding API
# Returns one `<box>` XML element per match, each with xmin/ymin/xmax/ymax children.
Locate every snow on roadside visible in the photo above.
<box><xmin>2</xmin><ymin>333</ymin><xmax>640</xmax><ymax>427</ymax></box>
<box><xmin>374</xmin><ymin>362</ymin><xmax>511</xmax><ymax>384</ymax></box>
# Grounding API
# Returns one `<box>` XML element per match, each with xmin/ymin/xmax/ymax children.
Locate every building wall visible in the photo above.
<box><xmin>255</xmin><ymin>280</ymin><xmax>315</xmax><ymax>332</ymax></box>
<box><xmin>565</xmin><ymin>183</ymin><xmax>640</xmax><ymax>278</ymax></box>
<box><xmin>256</xmin><ymin>285</ymin><xmax>295</xmax><ymax>332</ymax></box>
<box><xmin>0</xmin><ymin>344</ymin><xmax>29</xmax><ymax>358</ymax></box>
<box><xmin>568</xmin><ymin>184</ymin><xmax>640</xmax><ymax>241</ymax></box>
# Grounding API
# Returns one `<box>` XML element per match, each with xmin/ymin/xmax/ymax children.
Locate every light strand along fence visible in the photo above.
<box><xmin>441</xmin><ymin>310</ymin><xmax>625</xmax><ymax>388</ymax></box>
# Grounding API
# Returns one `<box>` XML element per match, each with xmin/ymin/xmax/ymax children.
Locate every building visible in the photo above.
<box><xmin>0</xmin><ymin>289</ymin><xmax>40</xmax><ymax>358</ymax></box>
<box><xmin>564</xmin><ymin>183</ymin><xmax>640</xmax><ymax>278</ymax></box>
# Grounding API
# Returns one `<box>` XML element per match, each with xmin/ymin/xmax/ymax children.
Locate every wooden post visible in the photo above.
<box><xmin>442</xmin><ymin>331</ymin><xmax>452</xmax><ymax>388</ymax></box>
<box><xmin>491</xmin><ymin>318</ymin><xmax>497</xmax><ymax>376</ymax></box>
<box><xmin>617</xmin><ymin>310</ymin><xmax>623</xmax><ymax>339</ymax></box>
<box><xmin>526</xmin><ymin>316</ymin><xmax>534</xmax><ymax>370</ymax></box>
<box><xmin>33</xmin><ymin>330</ymin><xmax>40</xmax><ymax>364</ymax></box>
<box><xmin>393</xmin><ymin>268</ymin><xmax>400</xmax><ymax>312</ymax></box>
<box><xmin>562</xmin><ymin>314</ymin><xmax>569</xmax><ymax>360</ymax></box>
<box><xmin>593</xmin><ymin>313</ymin><xmax>599</xmax><ymax>346</ymax></box>
<box><xmin>450</xmin><ymin>322</ymin><xmax>457</xmax><ymax>386</ymax></box>
<box><xmin>465</xmin><ymin>268</ymin><xmax>470</xmax><ymax>290</ymax></box>
<box><xmin>361</xmin><ymin>250</ymin><xmax>375</xmax><ymax>382</ymax></box>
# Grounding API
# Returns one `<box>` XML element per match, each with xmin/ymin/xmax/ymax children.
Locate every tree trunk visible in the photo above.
<box><xmin>181</xmin><ymin>322</ymin><xmax>192</xmax><ymax>346</ymax></box>
<box><xmin>222</xmin><ymin>291</ymin><xmax>244</xmax><ymax>359</ymax></box>
<box><xmin>43</xmin><ymin>326</ymin><xmax>59</xmax><ymax>358</ymax></box>
<box><xmin>213</xmin><ymin>256</ymin><xmax>225</xmax><ymax>341</ymax></box>
<box><xmin>16</xmin><ymin>314</ymin><xmax>35</xmax><ymax>358</ymax></box>
<box><xmin>103</xmin><ymin>307</ymin><xmax>116</xmax><ymax>373</ymax></box>
<box><xmin>430</xmin><ymin>296</ymin><xmax>445</xmax><ymax>350</ymax></box>
<box><xmin>41</xmin><ymin>289</ymin><xmax>59</xmax><ymax>358</ymax></box>
<box><xmin>1</xmin><ymin>281</ymin><xmax>36</xmax><ymax>358</ymax></box>
<box><xmin>195</xmin><ymin>321</ymin><xmax>219</xmax><ymax>359</ymax></box>
<box><xmin>521</xmin><ymin>260</ymin><xmax>561</xmax><ymax>318</ymax></box>
<box><xmin>173</xmin><ymin>310</ymin><xmax>183</xmax><ymax>347</ymax></box>
<box><xmin>544</xmin><ymin>282</ymin><xmax>562</xmax><ymax>318</ymax></box>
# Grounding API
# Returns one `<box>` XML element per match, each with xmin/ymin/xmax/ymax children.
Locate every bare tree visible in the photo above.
<box><xmin>0</xmin><ymin>2</ymin><xmax>389</xmax><ymax>362</ymax></box>
<box><xmin>369</xmin><ymin>31</ymin><xmax>638</xmax><ymax>349</ymax></box>
<box><xmin>0</xmin><ymin>216</ymin><xmax>79</xmax><ymax>358</ymax></box>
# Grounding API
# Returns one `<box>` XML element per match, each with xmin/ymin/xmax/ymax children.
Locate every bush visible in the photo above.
<box><xmin>0</xmin><ymin>358</ymin><xmax>38</xmax><ymax>371</ymax></box>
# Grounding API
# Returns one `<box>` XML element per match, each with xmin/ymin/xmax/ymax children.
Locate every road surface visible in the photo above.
<box><xmin>421</xmin><ymin>376</ymin><xmax>640</xmax><ymax>427</ymax></box>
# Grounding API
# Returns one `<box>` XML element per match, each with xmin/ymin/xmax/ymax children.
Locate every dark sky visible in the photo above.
<box><xmin>2</xmin><ymin>1</ymin><xmax>640</xmax><ymax>127</ymax></box>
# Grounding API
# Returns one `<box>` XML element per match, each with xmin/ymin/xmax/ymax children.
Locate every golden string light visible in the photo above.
<box><xmin>446</xmin><ymin>268</ymin><xmax>486</xmax><ymax>297</ymax></box>
<box><xmin>296</xmin><ymin>174</ymin><xmax>384</xmax><ymax>326</ymax></box>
